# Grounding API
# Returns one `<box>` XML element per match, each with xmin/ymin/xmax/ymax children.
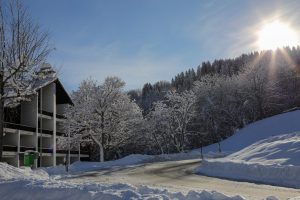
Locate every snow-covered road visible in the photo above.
<box><xmin>61</xmin><ymin>159</ymin><xmax>300</xmax><ymax>200</ymax></box>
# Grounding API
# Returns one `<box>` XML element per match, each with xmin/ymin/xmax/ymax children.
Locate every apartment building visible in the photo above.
<box><xmin>2</xmin><ymin>66</ymin><xmax>89</xmax><ymax>167</ymax></box>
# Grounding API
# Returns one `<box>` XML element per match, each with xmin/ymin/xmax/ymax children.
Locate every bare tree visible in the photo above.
<box><xmin>0</xmin><ymin>0</ymin><xmax>51</xmax><ymax>160</ymax></box>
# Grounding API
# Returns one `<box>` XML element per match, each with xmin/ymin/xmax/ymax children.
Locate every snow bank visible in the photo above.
<box><xmin>0</xmin><ymin>180</ymin><xmax>246</xmax><ymax>200</ymax></box>
<box><xmin>70</xmin><ymin>154</ymin><xmax>153</xmax><ymax>172</ymax></box>
<box><xmin>0</xmin><ymin>162</ymin><xmax>49</xmax><ymax>180</ymax></box>
<box><xmin>0</xmin><ymin>161</ymin><xmax>246</xmax><ymax>200</ymax></box>
<box><xmin>149</xmin><ymin>151</ymin><xmax>202</xmax><ymax>161</ymax></box>
<box><xmin>45</xmin><ymin>153</ymin><xmax>204</xmax><ymax>176</ymax></box>
<box><xmin>196</xmin><ymin>133</ymin><xmax>300</xmax><ymax>188</ymax></box>
<box><xmin>44</xmin><ymin>154</ymin><xmax>154</xmax><ymax>175</ymax></box>
<box><xmin>193</xmin><ymin>110</ymin><xmax>300</xmax><ymax>154</ymax></box>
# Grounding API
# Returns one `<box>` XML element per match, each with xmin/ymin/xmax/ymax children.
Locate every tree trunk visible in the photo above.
<box><xmin>99</xmin><ymin>144</ymin><xmax>104</xmax><ymax>162</ymax></box>
<box><xmin>0</xmin><ymin>100</ymin><xmax>3</xmax><ymax>161</ymax></box>
<box><xmin>0</xmin><ymin>76</ymin><xmax>4</xmax><ymax>161</ymax></box>
<box><xmin>218</xmin><ymin>142</ymin><xmax>221</xmax><ymax>153</ymax></box>
<box><xmin>200</xmin><ymin>145</ymin><xmax>203</xmax><ymax>160</ymax></box>
<box><xmin>99</xmin><ymin>111</ymin><xmax>105</xmax><ymax>162</ymax></box>
<box><xmin>153</xmin><ymin>132</ymin><xmax>164</xmax><ymax>154</ymax></box>
<box><xmin>90</xmin><ymin>134</ymin><xmax>104</xmax><ymax>162</ymax></box>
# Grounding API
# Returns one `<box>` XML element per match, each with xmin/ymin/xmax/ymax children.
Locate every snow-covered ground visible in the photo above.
<box><xmin>46</xmin><ymin>110</ymin><xmax>300</xmax><ymax>176</ymax></box>
<box><xmin>194</xmin><ymin>110</ymin><xmax>300</xmax><ymax>154</ymax></box>
<box><xmin>0</xmin><ymin>162</ymin><xmax>49</xmax><ymax>181</ymax></box>
<box><xmin>194</xmin><ymin>110</ymin><xmax>300</xmax><ymax>189</ymax></box>
<box><xmin>196</xmin><ymin>133</ymin><xmax>300</xmax><ymax>189</ymax></box>
<box><xmin>0</xmin><ymin>162</ymin><xmax>248</xmax><ymax>200</ymax></box>
<box><xmin>44</xmin><ymin>153</ymin><xmax>204</xmax><ymax>176</ymax></box>
<box><xmin>0</xmin><ymin>180</ymin><xmax>247</xmax><ymax>200</ymax></box>
<box><xmin>2</xmin><ymin>110</ymin><xmax>300</xmax><ymax>199</ymax></box>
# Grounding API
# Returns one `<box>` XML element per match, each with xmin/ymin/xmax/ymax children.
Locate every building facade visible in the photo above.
<box><xmin>2</xmin><ymin>70</ymin><xmax>88</xmax><ymax>167</ymax></box>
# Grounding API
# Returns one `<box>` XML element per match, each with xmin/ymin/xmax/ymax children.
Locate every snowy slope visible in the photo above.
<box><xmin>196</xmin><ymin>133</ymin><xmax>300</xmax><ymax>188</ymax></box>
<box><xmin>196</xmin><ymin>110</ymin><xmax>300</xmax><ymax>154</ymax></box>
<box><xmin>228</xmin><ymin>133</ymin><xmax>300</xmax><ymax>166</ymax></box>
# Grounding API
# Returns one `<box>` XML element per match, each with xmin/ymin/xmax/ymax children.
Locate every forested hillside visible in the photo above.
<box><xmin>126</xmin><ymin>46</ymin><xmax>300</xmax><ymax>153</ymax></box>
<box><xmin>65</xmin><ymin>46</ymin><xmax>300</xmax><ymax>161</ymax></box>
<box><xmin>130</xmin><ymin>46</ymin><xmax>300</xmax><ymax>114</ymax></box>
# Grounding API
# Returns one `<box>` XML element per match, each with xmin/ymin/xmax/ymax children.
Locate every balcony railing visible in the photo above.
<box><xmin>4</xmin><ymin>122</ymin><xmax>35</xmax><ymax>133</ymax></box>
<box><xmin>3</xmin><ymin>145</ymin><xmax>35</xmax><ymax>152</ymax></box>
<box><xmin>3</xmin><ymin>145</ymin><xmax>88</xmax><ymax>155</ymax></box>
<box><xmin>4</xmin><ymin>122</ymin><xmax>65</xmax><ymax>136</ymax></box>
<box><xmin>38</xmin><ymin>109</ymin><xmax>67</xmax><ymax>119</ymax></box>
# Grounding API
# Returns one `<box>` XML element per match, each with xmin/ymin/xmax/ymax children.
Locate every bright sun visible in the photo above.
<box><xmin>257</xmin><ymin>21</ymin><xmax>299</xmax><ymax>50</ymax></box>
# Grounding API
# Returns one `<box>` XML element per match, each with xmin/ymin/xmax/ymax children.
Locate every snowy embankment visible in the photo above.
<box><xmin>0</xmin><ymin>162</ymin><xmax>49</xmax><ymax>180</ymax></box>
<box><xmin>48</xmin><ymin>110</ymin><xmax>300</xmax><ymax>176</ymax></box>
<box><xmin>194</xmin><ymin>110</ymin><xmax>300</xmax><ymax>154</ymax></box>
<box><xmin>0</xmin><ymin>162</ymin><xmax>245</xmax><ymax>200</ymax></box>
<box><xmin>45</xmin><ymin>153</ymin><xmax>203</xmax><ymax>175</ymax></box>
<box><xmin>196</xmin><ymin>133</ymin><xmax>300</xmax><ymax>189</ymax></box>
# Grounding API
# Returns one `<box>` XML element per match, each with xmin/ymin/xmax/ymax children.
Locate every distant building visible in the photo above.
<box><xmin>2</xmin><ymin>65</ymin><xmax>88</xmax><ymax>167</ymax></box>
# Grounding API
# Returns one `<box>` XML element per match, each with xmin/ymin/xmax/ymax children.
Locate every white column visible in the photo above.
<box><xmin>17</xmin><ymin>130</ymin><xmax>20</xmax><ymax>168</ymax></box>
<box><xmin>68</xmin><ymin>123</ymin><xmax>70</xmax><ymax>166</ymax></box>
<box><xmin>78</xmin><ymin>142</ymin><xmax>81</xmax><ymax>162</ymax></box>
<box><xmin>39</xmin><ymin>88</ymin><xmax>43</xmax><ymax>167</ymax></box>
<box><xmin>52</xmin><ymin>83</ymin><xmax>57</xmax><ymax>166</ymax></box>
<box><xmin>34</xmin><ymin>94</ymin><xmax>39</xmax><ymax>168</ymax></box>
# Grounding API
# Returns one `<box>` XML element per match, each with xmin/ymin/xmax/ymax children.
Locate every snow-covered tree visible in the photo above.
<box><xmin>63</xmin><ymin>77</ymin><xmax>143</xmax><ymax>162</ymax></box>
<box><xmin>193</xmin><ymin>75</ymin><xmax>246</xmax><ymax>152</ymax></box>
<box><xmin>146</xmin><ymin>101</ymin><xmax>172</xmax><ymax>154</ymax></box>
<box><xmin>0</xmin><ymin>0</ymin><xmax>51</xmax><ymax>160</ymax></box>
<box><xmin>147</xmin><ymin>90</ymin><xmax>196</xmax><ymax>153</ymax></box>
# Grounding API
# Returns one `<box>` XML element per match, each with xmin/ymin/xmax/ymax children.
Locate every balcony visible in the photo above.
<box><xmin>4</xmin><ymin>122</ymin><xmax>35</xmax><ymax>133</ymax></box>
<box><xmin>4</xmin><ymin>122</ymin><xmax>65</xmax><ymax>136</ymax></box>
<box><xmin>3</xmin><ymin>145</ymin><xmax>35</xmax><ymax>152</ymax></box>
<box><xmin>38</xmin><ymin>109</ymin><xmax>67</xmax><ymax>120</ymax></box>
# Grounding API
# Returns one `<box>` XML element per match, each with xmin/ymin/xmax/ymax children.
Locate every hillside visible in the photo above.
<box><xmin>196</xmin><ymin>110</ymin><xmax>300</xmax><ymax>189</ymax></box>
<box><xmin>196</xmin><ymin>110</ymin><xmax>300</xmax><ymax>154</ymax></box>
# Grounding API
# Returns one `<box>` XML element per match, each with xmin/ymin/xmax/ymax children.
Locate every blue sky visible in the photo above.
<box><xmin>24</xmin><ymin>0</ymin><xmax>300</xmax><ymax>91</ymax></box>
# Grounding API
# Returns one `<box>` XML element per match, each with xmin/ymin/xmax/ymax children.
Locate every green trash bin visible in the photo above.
<box><xmin>24</xmin><ymin>150</ymin><xmax>39</xmax><ymax>167</ymax></box>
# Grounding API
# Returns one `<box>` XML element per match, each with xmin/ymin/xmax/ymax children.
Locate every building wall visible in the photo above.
<box><xmin>20</xmin><ymin>135</ymin><xmax>35</xmax><ymax>148</ymax></box>
<box><xmin>41</xmin><ymin>118</ymin><xmax>53</xmax><ymax>131</ymax></box>
<box><xmin>21</xmin><ymin>95</ymin><xmax>37</xmax><ymax>127</ymax></box>
<box><xmin>41</xmin><ymin>156</ymin><xmax>53</xmax><ymax>166</ymax></box>
<box><xmin>57</xmin><ymin>104</ymin><xmax>67</xmax><ymax>115</ymax></box>
<box><xmin>3</xmin><ymin>132</ymin><xmax>18</xmax><ymax>146</ymax></box>
<box><xmin>2</xmin><ymin>157</ymin><xmax>19</xmax><ymax>167</ymax></box>
<box><xmin>4</xmin><ymin>80</ymin><xmax>88</xmax><ymax>168</ymax></box>
<box><xmin>41</xmin><ymin>83</ymin><xmax>54</xmax><ymax>113</ymax></box>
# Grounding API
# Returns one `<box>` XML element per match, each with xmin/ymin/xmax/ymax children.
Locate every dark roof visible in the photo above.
<box><xmin>33</xmin><ymin>77</ymin><xmax>73</xmax><ymax>105</ymax></box>
<box><xmin>55</xmin><ymin>79</ymin><xmax>73</xmax><ymax>105</ymax></box>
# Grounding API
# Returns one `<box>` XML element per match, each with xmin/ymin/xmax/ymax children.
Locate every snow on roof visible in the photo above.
<box><xmin>4</xmin><ymin>64</ymin><xmax>73</xmax><ymax>107</ymax></box>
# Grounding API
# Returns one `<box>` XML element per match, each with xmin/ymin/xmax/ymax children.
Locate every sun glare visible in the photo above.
<box><xmin>257</xmin><ymin>21</ymin><xmax>299</xmax><ymax>50</ymax></box>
